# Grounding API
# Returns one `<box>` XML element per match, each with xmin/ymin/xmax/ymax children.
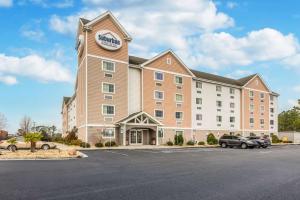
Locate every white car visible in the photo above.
<box><xmin>0</xmin><ymin>137</ymin><xmax>56</xmax><ymax>151</ymax></box>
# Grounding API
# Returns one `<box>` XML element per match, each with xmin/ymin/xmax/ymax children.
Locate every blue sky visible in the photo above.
<box><xmin>1</xmin><ymin>0</ymin><xmax>300</xmax><ymax>133</ymax></box>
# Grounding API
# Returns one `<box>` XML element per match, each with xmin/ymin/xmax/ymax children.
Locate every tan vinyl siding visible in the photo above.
<box><xmin>87</xmin><ymin>56</ymin><xmax>128</xmax><ymax>124</ymax></box>
<box><xmin>87</xmin><ymin>16</ymin><xmax>129</xmax><ymax>62</ymax></box>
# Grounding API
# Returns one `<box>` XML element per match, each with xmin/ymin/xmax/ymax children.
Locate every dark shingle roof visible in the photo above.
<box><xmin>191</xmin><ymin>69</ymin><xmax>242</xmax><ymax>86</ymax></box>
<box><xmin>128</xmin><ymin>55</ymin><xmax>260</xmax><ymax>87</ymax></box>
<box><xmin>80</xmin><ymin>18</ymin><xmax>90</xmax><ymax>25</ymax></box>
<box><xmin>237</xmin><ymin>74</ymin><xmax>257</xmax><ymax>86</ymax></box>
<box><xmin>129</xmin><ymin>55</ymin><xmax>148</xmax><ymax>65</ymax></box>
<box><xmin>63</xmin><ymin>97</ymin><xmax>71</xmax><ymax>104</ymax></box>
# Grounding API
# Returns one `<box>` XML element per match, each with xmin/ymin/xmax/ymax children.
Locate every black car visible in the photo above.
<box><xmin>219</xmin><ymin>135</ymin><xmax>259</xmax><ymax>149</ymax></box>
<box><xmin>246</xmin><ymin>136</ymin><xmax>271</xmax><ymax>148</ymax></box>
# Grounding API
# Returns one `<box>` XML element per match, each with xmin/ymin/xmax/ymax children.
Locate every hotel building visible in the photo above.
<box><xmin>61</xmin><ymin>11</ymin><xmax>279</xmax><ymax>145</ymax></box>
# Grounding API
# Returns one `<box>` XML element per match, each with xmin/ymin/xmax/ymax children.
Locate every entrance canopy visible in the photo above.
<box><xmin>117</xmin><ymin>111</ymin><xmax>163</xmax><ymax>126</ymax></box>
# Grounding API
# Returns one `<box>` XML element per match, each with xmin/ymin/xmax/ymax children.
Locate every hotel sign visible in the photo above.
<box><xmin>95</xmin><ymin>30</ymin><xmax>122</xmax><ymax>51</ymax></box>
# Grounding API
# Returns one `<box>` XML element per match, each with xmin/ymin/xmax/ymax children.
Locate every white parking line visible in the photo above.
<box><xmin>105</xmin><ymin>150</ymin><xmax>129</xmax><ymax>156</ymax></box>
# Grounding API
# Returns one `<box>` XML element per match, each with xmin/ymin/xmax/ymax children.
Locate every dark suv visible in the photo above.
<box><xmin>246</xmin><ymin>136</ymin><xmax>271</xmax><ymax>148</ymax></box>
<box><xmin>219</xmin><ymin>135</ymin><xmax>259</xmax><ymax>149</ymax></box>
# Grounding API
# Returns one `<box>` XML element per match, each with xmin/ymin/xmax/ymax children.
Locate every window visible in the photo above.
<box><xmin>250</xmin><ymin>104</ymin><xmax>254</xmax><ymax>111</ymax></box>
<box><xmin>216</xmin><ymin>116</ymin><xmax>222</xmax><ymax>122</ymax></box>
<box><xmin>216</xmin><ymin>85</ymin><xmax>222</xmax><ymax>92</ymax></box>
<box><xmin>158</xmin><ymin>128</ymin><xmax>164</xmax><ymax>138</ymax></box>
<box><xmin>196</xmin><ymin>81</ymin><xmax>202</xmax><ymax>89</ymax></box>
<box><xmin>260</xmin><ymin>93</ymin><xmax>265</xmax><ymax>99</ymax></box>
<box><xmin>196</xmin><ymin>98</ymin><xmax>202</xmax><ymax>105</ymax></box>
<box><xmin>270</xmin><ymin>120</ymin><xmax>274</xmax><ymax>125</ymax></box>
<box><xmin>249</xmin><ymin>91</ymin><xmax>254</xmax><ymax>97</ymax></box>
<box><xmin>230</xmin><ymin>117</ymin><xmax>235</xmax><ymax>123</ymax></box>
<box><xmin>270</xmin><ymin>108</ymin><xmax>274</xmax><ymax>113</ymax></box>
<box><xmin>102</xmin><ymin>83</ymin><xmax>114</xmax><ymax>93</ymax></box>
<box><xmin>270</xmin><ymin>96</ymin><xmax>274</xmax><ymax>101</ymax></box>
<box><xmin>175</xmin><ymin>130</ymin><xmax>183</xmax><ymax>135</ymax></box>
<box><xmin>102</xmin><ymin>128</ymin><xmax>115</xmax><ymax>138</ymax></box>
<box><xmin>175</xmin><ymin>76</ymin><xmax>183</xmax><ymax>85</ymax></box>
<box><xmin>102</xmin><ymin>105</ymin><xmax>115</xmax><ymax>115</ymax></box>
<box><xmin>155</xmin><ymin>110</ymin><xmax>164</xmax><ymax>118</ymax></box>
<box><xmin>216</xmin><ymin>101</ymin><xmax>222</xmax><ymax>107</ymax></box>
<box><xmin>196</xmin><ymin>114</ymin><xmax>202</xmax><ymax>121</ymax></box>
<box><xmin>175</xmin><ymin>94</ymin><xmax>183</xmax><ymax>102</ymax></box>
<box><xmin>175</xmin><ymin>112</ymin><xmax>183</xmax><ymax>120</ymax></box>
<box><xmin>230</xmin><ymin>103</ymin><xmax>235</xmax><ymax>108</ymax></box>
<box><xmin>154</xmin><ymin>71</ymin><xmax>164</xmax><ymax>81</ymax></box>
<box><xmin>102</xmin><ymin>60</ymin><xmax>115</xmax><ymax>72</ymax></box>
<box><xmin>260</xmin><ymin>105</ymin><xmax>265</xmax><ymax>112</ymax></box>
<box><xmin>250</xmin><ymin>118</ymin><xmax>254</xmax><ymax>124</ymax></box>
<box><xmin>166</xmin><ymin>57</ymin><xmax>171</xmax><ymax>65</ymax></box>
<box><xmin>154</xmin><ymin>91</ymin><xmax>164</xmax><ymax>100</ymax></box>
<box><xmin>230</xmin><ymin>88</ymin><xmax>235</xmax><ymax>94</ymax></box>
<box><xmin>260</xmin><ymin>119</ymin><xmax>265</xmax><ymax>125</ymax></box>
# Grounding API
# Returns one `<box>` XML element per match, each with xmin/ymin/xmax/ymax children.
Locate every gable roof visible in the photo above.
<box><xmin>141</xmin><ymin>49</ymin><xmax>195</xmax><ymax>77</ymax></box>
<box><xmin>117</xmin><ymin>111</ymin><xmax>163</xmax><ymax>125</ymax></box>
<box><xmin>80</xmin><ymin>18</ymin><xmax>90</xmax><ymax>25</ymax></box>
<box><xmin>237</xmin><ymin>74</ymin><xmax>258</xmax><ymax>86</ymax></box>
<box><xmin>191</xmin><ymin>69</ymin><xmax>241</xmax><ymax>86</ymax></box>
<box><xmin>84</xmin><ymin>11</ymin><xmax>132</xmax><ymax>41</ymax></box>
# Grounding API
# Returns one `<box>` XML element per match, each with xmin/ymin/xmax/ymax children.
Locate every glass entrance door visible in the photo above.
<box><xmin>130</xmin><ymin>130</ymin><xmax>143</xmax><ymax>145</ymax></box>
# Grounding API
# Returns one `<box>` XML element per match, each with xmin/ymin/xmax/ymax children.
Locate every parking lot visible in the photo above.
<box><xmin>0</xmin><ymin>145</ymin><xmax>300</xmax><ymax>200</ymax></box>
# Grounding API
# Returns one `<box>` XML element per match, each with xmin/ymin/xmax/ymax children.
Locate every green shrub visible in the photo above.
<box><xmin>271</xmin><ymin>134</ymin><xmax>280</xmax><ymax>143</ymax></box>
<box><xmin>174</xmin><ymin>134</ymin><xmax>184</xmax><ymax>145</ymax></box>
<box><xmin>70</xmin><ymin>139</ymin><xmax>82</xmax><ymax>146</ymax></box>
<box><xmin>105</xmin><ymin>141</ymin><xmax>117</xmax><ymax>147</ymax></box>
<box><xmin>186</xmin><ymin>140</ymin><xmax>195</xmax><ymax>145</ymax></box>
<box><xmin>166</xmin><ymin>141</ymin><xmax>173</xmax><ymax>146</ymax></box>
<box><xmin>207</xmin><ymin>133</ymin><xmax>218</xmax><ymax>145</ymax></box>
<box><xmin>95</xmin><ymin>142</ymin><xmax>104</xmax><ymax>147</ymax></box>
<box><xmin>80</xmin><ymin>142</ymin><xmax>91</xmax><ymax>148</ymax></box>
<box><xmin>198</xmin><ymin>141</ymin><xmax>205</xmax><ymax>145</ymax></box>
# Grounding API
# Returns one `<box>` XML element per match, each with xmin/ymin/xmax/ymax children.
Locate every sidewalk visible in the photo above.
<box><xmin>54</xmin><ymin>143</ymin><xmax>218</xmax><ymax>151</ymax></box>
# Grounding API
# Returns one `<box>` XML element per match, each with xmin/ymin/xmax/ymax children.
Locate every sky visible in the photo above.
<box><xmin>1</xmin><ymin>0</ymin><xmax>300</xmax><ymax>133</ymax></box>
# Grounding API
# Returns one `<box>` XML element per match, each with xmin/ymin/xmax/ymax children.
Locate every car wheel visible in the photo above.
<box><xmin>8</xmin><ymin>145</ymin><xmax>17</xmax><ymax>152</ymax></box>
<box><xmin>41</xmin><ymin>144</ymin><xmax>50</xmax><ymax>150</ymax></box>
<box><xmin>241</xmin><ymin>143</ymin><xmax>248</xmax><ymax>149</ymax></box>
<box><xmin>221</xmin><ymin>143</ymin><xmax>227</xmax><ymax>148</ymax></box>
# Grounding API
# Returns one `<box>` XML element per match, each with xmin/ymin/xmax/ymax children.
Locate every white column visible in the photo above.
<box><xmin>123</xmin><ymin>125</ymin><xmax>126</xmax><ymax>146</ymax></box>
<box><xmin>156</xmin><ymin>127</ymin><xmax>159</xmax><ymax>146</ymax></box>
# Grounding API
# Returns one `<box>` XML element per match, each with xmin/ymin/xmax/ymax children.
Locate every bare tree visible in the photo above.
<box><xmin>19</xmin><ymin>116</ymin><xmax>32</xmax><ymax>135</ymax></box>
<box><xmin>0</xmin><ymin>113</ymin><xmax>7</xmax><ymax>130</ymax></box>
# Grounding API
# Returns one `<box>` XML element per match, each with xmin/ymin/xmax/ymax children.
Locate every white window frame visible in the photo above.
<box><xmin>102</xmin><ymin>82</ymin><xmax>115</xmax><ymax>94</ymax></box>
<box><xmin>260</xmin><ymin>105</ymin><xmax>265</xmax><ymax>112</ymax></box>
<box><xmin>249</xmin><ymin>90</ymin><xmax>254</xmax><ymax>97</ymax></box>
<box><xmin>174</xmin><ymin>75</ymin><xmax>183</xmax><ymax>85</ymax></box>
<box><xmin>166</xmin><ymin>57</ymin><xmax>172</xmax><ymax>65</ymax></box>
<box><xmin>260</xmin><ymin>119</ymin><xmax>265</xmax><ymax>125</ymax></box>
<box><xmin>175</xmin><ymin>112</ymin><xmax>183</xmax><ymax>120</ymax></box>
<box><xmin>158</xmin><ymin>128</ymin><xmax>164</xmax><ymax>138</ymax></box>
<box><xmin>154</xmin><ymin>71</ymin><xmax>164</xmax><ymax>81</ymax></box>
<box><xmin>154</xmin><ymin>90</ymin><xmax>164</xmax><ymax>100</ymax></box>
<box><xmin>230</xmin><ymin>116</ymin><xmax>235</xmax><ymax>123</ymax></box>
<box><xmin>154</xmin><ymin>109</ymin><xmax>164</xmax><ymax>118</ymax></box>
<box><xmin>102</xmin><ymin>104</ymin><xmax>115</xmax><ymax>116</ymax></box>
<box><xmin>196</xmin><ymin>81</ymin><xmax>202</xmax><ymax>89</ymax></box>
<box><xmin>230</xmin><ymin>103</ymin><xmax>235</xmax><ymax>109</ymax></box>
<box><xmin>196</xmin><ymin>114</ymin><xmax>202</xmax><ymax>121</ymax></box>
<box><xmin>175</xmin><ymin>93</ymin><xmax>183</xmax><ymax>102</ymax></box>
<box><xmin>102</xmin><ymin>128</ymin><xmax>115</xmax><ymax>139</ymax></box>
<box><xmin>102</xmin><ymin>60</ymin><xmax>115</xmax><ymax>72</ymax></box>
<box><xmin>216</xmin><ymin>85</ymin><xmax>222</xmax><ymax>92</ymax></box>
<box><xmin>249</xmin><ymin>104</ymin><xmax>254</xmax><ymax>111</ymax></box>
<box><xmin>216</xmin><ymin>116</ymin><xmax>222</xmax><ymax>122</ymax></box>
<box><xmin>250</xmin><ymin>118</ymin><xmax>254</xmax><ymax>124</ymax></box>
<box><xmin>216</xmin><ymin>100</ymin><xmax>222</xmax><ymax>107</ymax></box>
<box><xmin>260</xmin><ymin>93</ymin><xmax>265</xmax><ymax>99</ymax></box>
<box><xmin>230</xmin><ymin>88</ymin><xmax>235</xmax><ymax>94</ymax></box>
<box><xmin>196</xmin><ymin>98</ymin><xmax>202</xmax><ymax>105</ymax></box>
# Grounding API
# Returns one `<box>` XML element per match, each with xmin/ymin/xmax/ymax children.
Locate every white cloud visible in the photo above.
<box><xmin>293</xmin><ymin>85</ymin><xmax>300</xmax><ymax>92</ymax></box>
<box><xmin>183</xmin><ymin>28</ymin><xmax>299</xmax><ymax>69</ymax></box>
<box><xmin>226</xmin><ymin>1</ymin><xmax>237</xmax><ymax>9</ymax></box>
<box><xmin>288</xmin><ymin>99</ymin><xmax>299</xmax><ymax>107</ymax></box>
<box><xmin>0</xmin><ymin>54</ymin><xmax>72</xmax><ymax>83</ymax></box>
<box><xmin>18</xmin><ymin>0</ymin><xmax>73</xmax><ymax>8</ymax></box>
<box><xmin>21</xmin><ymin>29</ymin><xmax>45</xmax><ymax>42</ymax></box>
<box><xmin>0</xmin><ymin>75</ymin><xmax>17</xmax><ymax>85</ymax></box>
<box><xmin>0</xmin><ymin>0</ymin><xmax>12</xmax><ymax>7</ymax></box>
<box><xmin>226</xmin><ymin>70</ymin><xmax>253</xmax><ymax>79</ymax></box>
